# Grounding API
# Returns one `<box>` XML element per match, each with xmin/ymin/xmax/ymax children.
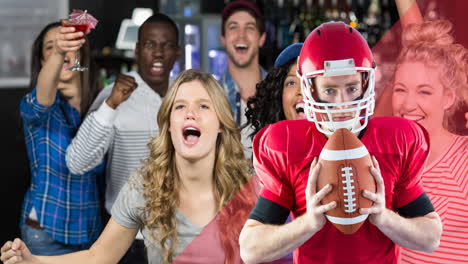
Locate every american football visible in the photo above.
<box><xmin>317</xmin><ymin>128</ymin><xmax>376</xmax><ymax>234</ymax></box>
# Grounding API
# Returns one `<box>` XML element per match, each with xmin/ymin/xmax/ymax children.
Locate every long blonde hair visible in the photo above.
<box><xmin>139</xmin><ymin>69</ymin><xmax>255</xmax><ymax>263</ymax></box>
<box><xmin>396</xmin><ymin>20</ymin><xmax>468</xmax><ymax>132</ymax></box>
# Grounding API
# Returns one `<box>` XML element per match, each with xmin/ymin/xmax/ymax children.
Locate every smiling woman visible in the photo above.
<box><xmin>245</xmin><ymin>43</ymin><xmax>304</xmax><ymax>139</ymax></box>
<box><xmin>391</xmin><ymin>20</ymin><xmax>468</xmax><ymax>264</ymax></box>
<box><xmin>392</xmin><ymin>20</ymin><xmax>468</xmax><ymax>164</ymax></box>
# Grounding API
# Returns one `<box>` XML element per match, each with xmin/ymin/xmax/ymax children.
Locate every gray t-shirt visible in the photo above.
<box><xmin>111</xmin><ymin>175</ymin><xmax>227</xmax><ymax>263</ymax></box>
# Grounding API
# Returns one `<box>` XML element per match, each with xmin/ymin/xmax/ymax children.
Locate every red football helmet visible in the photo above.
<box><xmin>297</xmin><ymin>22</ymin><xmax>376</xmax><ymax>135</ymax></box>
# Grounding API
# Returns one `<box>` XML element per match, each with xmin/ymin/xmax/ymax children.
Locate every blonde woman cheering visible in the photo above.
<box><xmin>1</xmin><ymin>69</ymin><xmax>256</xmax><ymax>264</ymax></box>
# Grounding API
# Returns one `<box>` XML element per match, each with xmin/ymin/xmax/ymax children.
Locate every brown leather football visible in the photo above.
<box><xmin>317</xmin><ymin>128</ymin><xmax>376</xmax><ymax>234</ymax></box>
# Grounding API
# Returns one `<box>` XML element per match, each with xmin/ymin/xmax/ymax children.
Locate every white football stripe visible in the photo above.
<box><xmin>326</xmin><ymin>214</ymin><xmax>368</xmax><ymax>225</ymax></box>
<box><xmin>320</xmin><ymin>145</ymin><xmax>369</xmax><ymax>161</ymax></box>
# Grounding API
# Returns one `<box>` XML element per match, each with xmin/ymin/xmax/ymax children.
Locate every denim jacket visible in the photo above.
<box><xmin>219</xmin><ymin>67</ymin><xmax>267</xmax><ymax>126</ymax></box>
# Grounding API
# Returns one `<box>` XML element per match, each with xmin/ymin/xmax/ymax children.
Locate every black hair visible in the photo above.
<box><xmin>244</xmin><ymin>59</ymin><xmax>296</xmax><ymax>139</ymax></box>
<box><xmin>28</xmin><ymin>22</ymin><xmax>61</xmax><ymax>92</ymax></box>
<box><xmin>138</xmin><ymin>13</ymin><xmax>179</xmax><ymax>45</ymax></box>
<box><xmin>28</xmin><ymin>21</ymin><xmax>99</xmax><ymax>117</ymax></box>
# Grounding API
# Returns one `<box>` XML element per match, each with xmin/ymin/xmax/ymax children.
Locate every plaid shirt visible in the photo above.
<box><xmin>219</xmin><ymin>68</ymin><xmax>267</xmax><ymax>158</ymax></box>
<box><xmin>219</xmin><ymin>67</ymin><xmax>267</xmax><ymax>125</ymax></box>
<box><xmin>20</xmin><ymin>89</ymin><xmax>103</xmax><ymax>245</ymax></box>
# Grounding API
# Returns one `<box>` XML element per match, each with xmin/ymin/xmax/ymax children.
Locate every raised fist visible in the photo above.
<box><xmin>0</xmin><ymin>238</ymin><xmax>37</xmax><ymax>264</ymax></box>
<box><xmin>106</xmin><ymin>74</ymin><xmax>138</xmax><ymax>109</ymax></box>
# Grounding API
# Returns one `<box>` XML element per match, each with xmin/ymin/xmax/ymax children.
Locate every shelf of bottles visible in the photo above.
<box><xmin>261</xmin><ymin>0</ymin><xmax>396</xmax><ymax>50</ymax></box>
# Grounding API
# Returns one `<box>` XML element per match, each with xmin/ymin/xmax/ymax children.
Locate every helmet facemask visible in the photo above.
<box><xmin>298</xmin><ymin>59</ymin><xmax>376</xmax><ymax>136</ymax></box>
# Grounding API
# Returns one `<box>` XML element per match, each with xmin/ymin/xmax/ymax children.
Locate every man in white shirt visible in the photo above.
<box><xmin>66</xmin><ymin>13</ymin><xmax>181</xmax><ymax>264</ymax></box>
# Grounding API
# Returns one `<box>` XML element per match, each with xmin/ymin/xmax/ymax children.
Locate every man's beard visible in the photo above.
<box><xmin>227</xmin><ymin>50</ymin><xmax>257</xmax><ymax>69</ymax></box>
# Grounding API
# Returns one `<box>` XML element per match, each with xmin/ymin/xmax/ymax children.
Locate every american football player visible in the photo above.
<box><xmin>239</xmin><ymin>21</ymin><xmax>442</xmax><ymax>264</ymax></box>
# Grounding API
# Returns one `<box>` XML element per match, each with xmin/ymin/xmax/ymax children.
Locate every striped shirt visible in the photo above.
<box><xmin>20</xmin><ymin>89</ymin><xmax>103</xmax><ymax>245</ymax></box>
<box><xmin>66</xmin><ymin>71</ymin><xmax>161</xmax><ymax>213</ymax></box>
<box><xmin>401</xmin><ymin>136</ymin><xmax>468</xmax><ymax>264</ymax></box>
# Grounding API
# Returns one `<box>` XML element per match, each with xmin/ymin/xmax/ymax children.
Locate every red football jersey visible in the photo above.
<box><xmin>253</xmin><ymin>117</ymin><xmax>430</xmax><ymax>264</ymax></box>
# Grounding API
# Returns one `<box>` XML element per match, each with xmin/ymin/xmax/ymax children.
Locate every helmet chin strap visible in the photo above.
<box><xmin>315</xmin><ymin>95</ymin><xmax>365</xmax><ymax>136</ymax></box>
<box><xmin>314</xmin><ymin>103</ymin><xmax>364</xmax><ymax>136</ymax></box>
<box><xmin>319</xmin><ymin>119</ymin><xmax>357</xmax><ymax>135</ymax></box>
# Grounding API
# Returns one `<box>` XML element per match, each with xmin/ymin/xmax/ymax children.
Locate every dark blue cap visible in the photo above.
<box><xmin>274</xmin><ymin>43</ymin><xmax>303</xmax><ymax>68</ymax></box>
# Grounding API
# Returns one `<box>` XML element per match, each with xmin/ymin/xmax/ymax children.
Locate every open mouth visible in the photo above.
<box><xmin>150</xmin><ymin>62</ymin><xmax>164</xmax><ymax>75</ymax></box>
<box><xmin>62</xmin><ymin>57</ymin><xmax>71</xmax><ymax>69</ymax></box>
<box><xmin>333</xmin><ymin>116</ymin><xmax>354</xmax><ymax>122</ymax></box>
<box><xmin>235</xmin><ymin>44</ymin><xmax>248</xmax><ymax>53</ymax></box>
<box><xmin>402</xmin><ymin>114</ymin><xmax>424</xmax><ymax>122</ymax></box>
<box><xmin>294</xmin><ymin>102</ymin><xmax>307</xmax><ymax>119</ymax></box>
<box><xmin>295</xmin><ymin>103</ymin><xmax>305</xmax><ymax>114</ymax></box>
<box><xmin>182</xmin><ymin>126</ymin><xmax>201</xmax><ymax>145</ymax></box>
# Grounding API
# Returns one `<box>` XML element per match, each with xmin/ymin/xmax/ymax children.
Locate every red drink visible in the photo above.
<box><xmin>62</xmin><ymin>23</ymin><xmax>89</xmax><ymax>39</ymax></box>
<box><xmin>61</xmin><ymin>11</ymin><xmax>97</xmax><ymax>71</ymax></box>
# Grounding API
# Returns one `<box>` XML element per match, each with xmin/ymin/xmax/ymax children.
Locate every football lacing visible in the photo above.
<box><xmin>342</xmin><ymin>166</ymin><xmax>357</xmax><ymax>213</ymax></box>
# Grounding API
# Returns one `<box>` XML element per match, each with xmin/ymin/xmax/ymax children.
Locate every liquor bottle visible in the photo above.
<box><xmin>315</xmin><ymin>0</ymin><xmax>327</xmax><ymax>25</ymax></box>
<box><xmin>365</xmin><ymin>0</ymin><xmax>382</xmax><ymax>46</ymax></box>
<box><xmin>345</xmin><ymin>0</ymin><xmax>358</xmax><ymax>28</ymax></box>
<box><xmin>276</xmin><ymin>0</ymin><xmax>292</xmax><ymax>48</ymax></box>
<box><xmin>355</xmin><ymin>0</ymin><xmax>369</xmax><ymax>42</ymax></box>
<box><xmin>289</xmin><ymin>0</ymin><xmax>304</xmax><ymax>44</ymax></box>
<box><xmin>380</xmin><ymin>0</ymin><xmax>392</xmax><ymax>30</ymax></box>
<box><xmin>303</xmin><ymin>0</ymin><xmax>313</xmax><ymax>38</ymax></box>
<box><xmin>330</xmin><ymin>0</ymin><xmax>340</xmax><ymax>21</ymax></box>
<box><xmin>353</xmin><ymin>0</ymin><xmax>369</xmax><ymax>26</ymax></box>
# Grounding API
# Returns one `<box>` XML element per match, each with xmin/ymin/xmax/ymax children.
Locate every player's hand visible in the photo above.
<box><xmin>106</xmin><ymin>74</ymin><xmax>138</xmax><ymax>109</ymax></box>
<box><xmin>0</xmin><ymin>238</ymin><xmax>37</xmax><ymax>264</ymax></box>
<box><xmin>56</xmin><ymin>26</ymin><xmax>85</xmax><ymax>55</ymax></box>
<box><xmin>360</xmin><ymin>155</ymin><xmax>387</xmax><ymax>227</ymax></box>
<box><xmin>304</xmin><ymin>157</ymin><xmax>337</xmax><ymax>232</ymax></box>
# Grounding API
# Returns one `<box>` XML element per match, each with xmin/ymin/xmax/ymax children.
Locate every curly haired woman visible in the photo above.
<box><xmin>245</xmin><ymin>43</ymin><xmax>304</xmax><ymax>139</ymax></box>
<box><xmin>1</xmin><ymin>69</ymin><xmax>256</xmax><ymax>264</ymax></box>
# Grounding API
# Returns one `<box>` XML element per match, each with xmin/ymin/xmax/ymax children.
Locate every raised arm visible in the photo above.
<box><xmin>0</xmin><ymin>218</ymin><xmax>137</xmax><ymax>264</ymax></box>
<box><xmin>66</xmin><ymin>74</ymin><xmax>137</xmax><ymax>174</ymax></box>
<box><xmin>65</xmin><ymin>97</ymin><xmax>115</xmax><ymax>174</ymax></box>
<box><xmin>395</xmin><ymin>0</ymin><xmax>424</xmax><ymax>27</ymax></box>
<box><xmin>239</xmin><ymin>158</ymin><xmax>336</xmax><ymax>263</ymax></box>
<box><xmin>36</xmin><ymin>25</ymin><xmax>84</xmax><ymax>107</ymax></box>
